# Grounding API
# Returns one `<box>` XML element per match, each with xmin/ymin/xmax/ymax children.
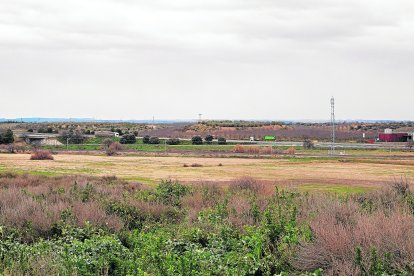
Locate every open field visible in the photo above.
<box><xmin>1</xmin><ymin>141</ymin><xmax>414</xmax><ymax>274</ymax></box>
<box><xmin>1</xmin><ymin>153</ymin><xmax>413</xmax><ymax>192</ymax></box>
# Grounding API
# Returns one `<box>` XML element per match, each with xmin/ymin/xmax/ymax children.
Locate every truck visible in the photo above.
<box><xmin>263</xmin><ymin>136</ymin><xmax>276</xmax><ymax>141</ymax></box>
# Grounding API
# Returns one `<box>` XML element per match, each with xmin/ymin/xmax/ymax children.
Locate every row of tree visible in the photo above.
<box><xmin>191</xmin><ymin>135</ymin><xmax>226</xmax><ymax>145</ymax></box>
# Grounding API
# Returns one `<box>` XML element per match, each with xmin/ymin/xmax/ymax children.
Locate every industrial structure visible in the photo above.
<box><xmin>378</xmin><ymin>128</ymin><xmax>413</xmax><ymax>142</ymax></box>
<box><xmin>330</xmin><ymin>97</ymin><xmax>336</xmax><ymax>153</ymax></box>
<box><xmin>94</xmin><ymin>131</ymin><xmax>120</xmax><ymax>137</ymax></box>
<box><xmin>21</xmin><ymin>133</ymin><xmax>62</xmax><ymax>146</ymax></box>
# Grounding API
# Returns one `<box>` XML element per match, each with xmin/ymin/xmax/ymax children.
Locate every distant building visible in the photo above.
<box><xmin>23</xmin><ymin>133</ymin><xmax>62</xmax><ymax>146</ymax></box>
<box><xmin>378</xmin><ymin>129</ymin><xmax>412</xmax><ymax>142</ymax></box>
<box><xmin>95</xmin><ymin>131</ymin><xmax>119</xmax><ymax>137</ymax></box>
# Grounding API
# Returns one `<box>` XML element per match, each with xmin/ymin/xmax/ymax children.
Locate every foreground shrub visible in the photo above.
<box><xmin>154</xmin><ymin>180</ymin><xmax>190</xmax><ymax>206</ymax></box>
<box><xmin>228</xmin><ymin>177</ymin><xmax>264</xmax><ymax>193</ymax></box>
<box><xmin>295</xmin><ymin>191</ymin><xmax>414</xmax><ymax>275</ymax></box>
<box><xmin>0</xmin><ymin>174</ymin><xmax>412</xmax><ymax>275</ymax></box>
<box><xmin>30</xmin><ymin>151</ymin><xmax>54</xmax><ymax>160</ymax></box>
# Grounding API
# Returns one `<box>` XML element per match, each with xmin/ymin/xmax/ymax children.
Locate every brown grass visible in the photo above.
<box><xmin>228</xmin><ymin>176</ymin><xmax>264</xmax><ymax>192</ymax></box>
<box><xmin>295</xmin><ymin>183</ymin><xmax>414</xmax><ymax>274</ymax></box>
<box><xmin>285</xmin><ymin>147</ymin><xmax>296</xmax><ymax>155</ymax></box>
<box><xmin>1</xmin><ymin>154</ymin><xmax>414</xmax><ymax>188</ymax></box>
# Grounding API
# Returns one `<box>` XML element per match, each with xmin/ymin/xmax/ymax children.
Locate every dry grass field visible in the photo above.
<box><xmin>1</xmin><ymin>153</ymin><xmax>413</xmax><ymax>192</ymax></box>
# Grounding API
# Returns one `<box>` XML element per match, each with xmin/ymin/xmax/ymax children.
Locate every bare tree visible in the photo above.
<box><xmin>406</xmin><ymin>140</ymin><xmax>413</xmax><ymax>151</ymax></box>
<box><xmin>303</xmin><ymin>136</ymin><xmax>315</xmax><ymax>149</ymax></box>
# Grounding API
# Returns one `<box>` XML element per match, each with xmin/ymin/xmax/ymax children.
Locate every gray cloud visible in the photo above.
<box><xmin>1</xmin><ymin>0</ymin><xmax>413</xmax><ymax>120</ymax></box>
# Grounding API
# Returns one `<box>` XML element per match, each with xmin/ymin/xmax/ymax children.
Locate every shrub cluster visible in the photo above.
<box><xmin>0</xmin><ymin>129</ymin><xmax>14</xmax><ymax>144</ymax></box>
<box><xmin>0</xmin><ymin>173</ymin><xmax>413</xmax><ymax>275</ymax></box>
<box><xmin>120</xmin><ymin>134</ymin><xmax>136</xmax><ymax>144</ymax></box>
<box><xmin>191</xmin><ymin>136</ymin><xmax>203</xmax><ymax>145</ymax></box>
<box><xmin>204</xmin><ymin>134</ymin><xmax>214</xmax><ymax>144</ymax></box>
<box><xmin>217</xmin><ymin>137</ymin><xmax>227</xmax><ymax>145</ymax></box>
<box><xmin>59</xmin><ymin>130</ymin><xmax>86</xmax><ymax>144</ymax></box>
<box><xmin>166</xmin><ymin>138</ymin><xmax>180</xmax><ymax>145</ymax></box>
<box><xmin>105</xmin><ymin>142</ymin><xmax>123</xmax><ymax>156</ymax></box>
<box><xmin>149</xmin><ymin>136</ymin><xmax>160</xmax><ymax>144</ymax></box>
<box><xmin>143</xmin><ymin>135</ymin><xmax>160</xmax><ymax>144</ymax></box>
<box><xmin>30</xmin><ymin>150</ymin><xmax>54</xmax><ymax>160</ymax></box>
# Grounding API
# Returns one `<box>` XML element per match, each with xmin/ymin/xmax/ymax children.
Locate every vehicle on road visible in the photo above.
<box><xmin>263</xmin><ymin>136</ymin><xmax>276</xmax><ymax>141</ymax></box>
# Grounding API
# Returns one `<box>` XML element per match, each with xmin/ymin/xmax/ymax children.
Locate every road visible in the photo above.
<box><xmin>160</xmin><ymin>137</ymin><xmax>408</xmax><ymax>150</ymax></box>
<box><xmin>228</xmin><ymin>140</ymin><xmax>406</xmax><ymax>149</ymax></box>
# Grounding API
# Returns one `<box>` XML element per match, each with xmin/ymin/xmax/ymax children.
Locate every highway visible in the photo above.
<box><xmin>227</xmin><ymin>140</ymin><xmax>406</xmax><ymax>149</ymax></box>
<box><xmin>162</xmin><ymin>137</ymin><xmax>407</xmax><ymax>149</ymax></box>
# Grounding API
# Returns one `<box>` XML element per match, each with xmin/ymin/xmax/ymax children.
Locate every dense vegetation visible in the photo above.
<box><xmin>199</xmin><ymin>120</ymin><xmax>284</xmax><ymax>128</ymax></box>
<box><xmin>0</xmin><ymin>173</ymin><xmax>413</xmax><ymax>275</ymax></box>
<box><xmin>120</xmin><ymin>134</ymin><xmax>137</xmax><ymax>144</ymax></box>
<box><xmin>3</xmin><ymin>121</ymin><xmax>414</xmax><ymax>142</ymax></box>
<box><xmin>0</xmin><ymin>130</ymin><xmax>14</xmax><ymax>144</ymax></box>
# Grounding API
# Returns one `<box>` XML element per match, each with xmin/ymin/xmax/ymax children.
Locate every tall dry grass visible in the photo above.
<box><xmin>0</xmin><ymin>174</ymin><xmax>143</xmax><ymax>240</ymax></box>
<box><xmin>295</xmin><ymin>181</ymin><xmax>414</xmax><ymax>274</ymax></box>
<box><xmin>0</xmin><ymin>173</ymin><xmax>413</xmax><ymax>274</ymax></box>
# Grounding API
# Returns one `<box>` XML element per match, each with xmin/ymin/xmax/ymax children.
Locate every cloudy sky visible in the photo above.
<box><xmin>1</xmin><ymin>0</ymin><xmax>413</xmax><ymax>121</ymax></box>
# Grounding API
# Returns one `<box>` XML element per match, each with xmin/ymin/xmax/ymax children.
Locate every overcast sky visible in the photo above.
<box><xmin>1</xmin><ymin>0</ymin><xmax>413</xmax><ymax>121</ymax></box>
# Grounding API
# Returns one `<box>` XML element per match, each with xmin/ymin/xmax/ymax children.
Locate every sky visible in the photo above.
<box><xmin>1</xmin><ymin>0</ymin><xmax>413</xmax><ymax>121</ymax></box>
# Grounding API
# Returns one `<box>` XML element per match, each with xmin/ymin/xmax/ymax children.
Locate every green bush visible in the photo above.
<box><xmin>143</xmin><ymin>135</ymin><xmax>150</xmax><ymax>144</ymax></box>
<box><xmin>155</xmin><ymin>180</ymin><xmax>190</xmax><ymax>206</ymax></box>
<box><xmin>149</xmin><ymin>136</ymin><xmax>160</xmax><ymax>144</ymax></box>
<box><xmin>0</xmin><ymin>129</ymin><xmax>14</xmax><ymax>144</ymax></box>
<box><xmin>204</xmin><ymin>135</ymin><xmax>214</xmax><ymax>144</ymax></box>
<box><xmin>217</xmin><ymin>137</ymin><xmax>227</xmax><ymax>145</ymax></box>
<box><xmin>192</xmin><ymin>136</ymin><xmax>203</xmax><ymax>145</ymax></box>
<box><xmin>120</xmin><ymin>134</ymin><xmax>136</xmax><ymax>144</ymax></box>
<box><xmin>166</xmin><ymin>138</ymin><xmax>180</xmax><ymax>145</ymax></box>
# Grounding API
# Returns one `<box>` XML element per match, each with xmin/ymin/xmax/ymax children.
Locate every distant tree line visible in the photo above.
<box><xmin>200</xmin><ymin>120</ymin><xmax>283</xmax><ymax>128</ymax></box>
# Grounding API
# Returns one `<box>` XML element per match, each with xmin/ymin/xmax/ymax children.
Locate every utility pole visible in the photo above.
<box><xmin>330</xmin><ymin>97</ymin><xmax>336</xmax><ymax>154</ymax></box>
<box><xmin>198</xmin><ymin>114</ymin><xmax>202</xmax><ymax>123</ymax></box>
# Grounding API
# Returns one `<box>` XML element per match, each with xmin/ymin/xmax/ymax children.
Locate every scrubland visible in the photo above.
<box><xmin>0</xmin><ymin>173</ymin><xmax>413</xmax><ymax>275</ymax></box>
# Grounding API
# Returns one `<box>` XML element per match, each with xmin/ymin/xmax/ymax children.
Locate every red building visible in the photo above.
<box><xmin>379</xmin><ymin>133</ymin><xmax>412</xmax><ymax>142</ymax></box>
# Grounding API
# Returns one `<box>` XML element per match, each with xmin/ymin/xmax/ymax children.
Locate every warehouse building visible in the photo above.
<box><xmin>378</xmin><ymin>128</ymin><xmax>413</xmax><ymax>142</ymax></box>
